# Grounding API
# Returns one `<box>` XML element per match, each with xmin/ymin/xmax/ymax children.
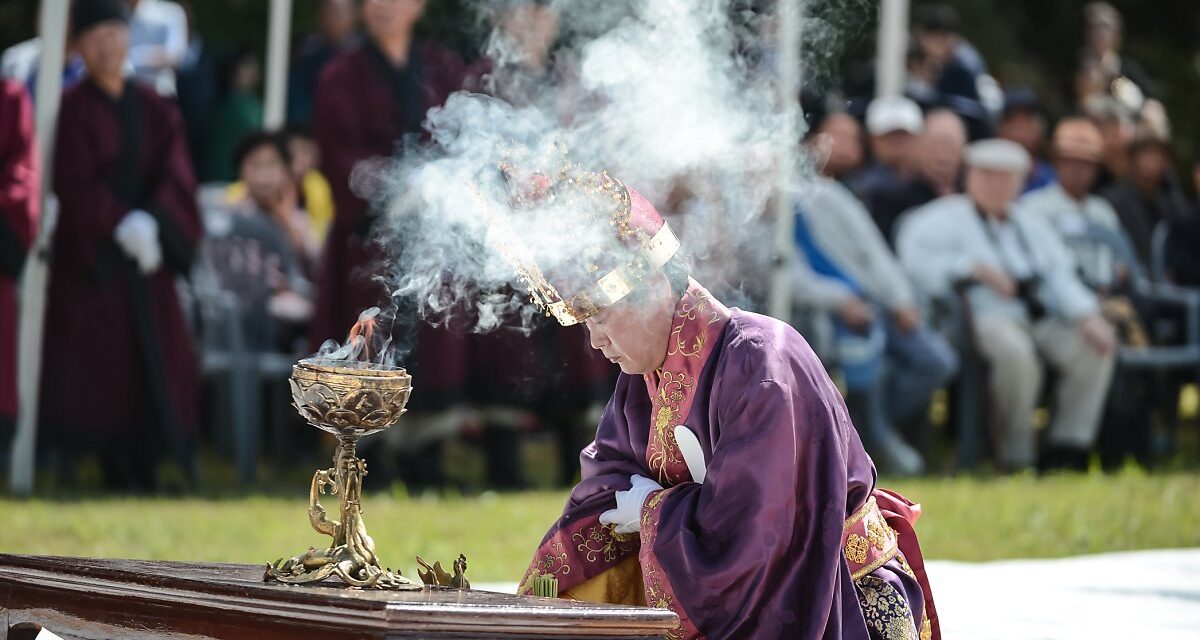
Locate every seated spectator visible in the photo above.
<box><xmin>851</xmin><ymin>96</ymin><xmax>921</xmax><ymax>200</ymax></box>
<box><xmin>1022</xmin><ymin>118</ymin><xmax>1155</xmax><ymax>468</ymax></box>
<box><xmin>226</xmin><ymin>127</ymin><xmax>334</xmax><ymax>251</ymax></box>
<box><xmin>1021</xmin><ymin>118</ymin><xmax>1122</xmax><ymax>239</ymax></box>
<box><xmin>863</xmin><ymin>107</ymin><xmax>966</xmax><ymax>243</ymax></box>
<box><xmin>809</xmin><ymin>110</ymin><xmax>865</xmax><ymax>184</ymax></box>
<box><xmin>897</xmin><ymin>139</ymin><xmax>1116</xmax><ymax>471</ymax></box>
<box><xmin>999</xmin><ymin>87</ymin><xmax>1055</xmax><ymax>193</ymax></box>
<box><xmin>794</xmin><ymin>137</ymin><xmax>959</xmax><ymax>474</ymax></box>
<box><xmin>1083</xmin><ymin>98</ymin><xmax>1134</xmax><ymax>190</ymax></box>
<box><xmin>229</xmin><ymin>131</ymin><xmax>318</xmax><ymax>267</ymax></box>
<box><xmin>1101</xmin><ymin>112</ymin><xmax>1190</xmax><ymax>267</ymax></box>
<box><xmin>1162</xmin><ymin>154</ymin><xmax>1200</xmax><ymax>287</ymax></box>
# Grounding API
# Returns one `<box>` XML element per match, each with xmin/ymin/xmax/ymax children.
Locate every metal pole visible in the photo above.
<box><xmin>11</xmin><ymin>0</ymin><xmax>70</xmax><ymax>495</ymax></box>
<box><xmin>874</xmin><ymin>0</ymin><xmax>909</xmax><ymax>98</ymax></box>
<box><xmin>263</xmin><ymin>0</ymin><xmax>293</xmax><ymax>129</ymax></box>
<box><xmin>767</xmin><ymin>0</ymin><xmax>801</xmax><ymax>321</ymax></box>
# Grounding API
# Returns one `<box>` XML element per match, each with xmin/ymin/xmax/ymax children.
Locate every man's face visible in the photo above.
<box><xmin>320</xmin><ymin>0</ymin><xmax>357</xmax><ymax>42</ymax></box>
<box><xmin>240</xmin><ymin>145</ymin><xmax>289</xmax><ymax>209</ymax></box>
<box><xmin>999</xmin><ymin>110</ymin><xmax>1045</xmax><ymax>155</ymax></box>
<box><xmin>919</xmin><ymin>114</ymin><xmax>967</xmax><ymax>186</ymax></box>
<box><xmin>916</xmin><ymin>31</ymin><xmax>954</xmax><ymax>66</ymax></box>
<box><xmin>584</xmin><ymin>278</ymin><xmax>674</xmax><ymax>375</ymax></box>
<box><xmin>966</xmin><ymin>167</ymin><xmax>1023</xmax><ymax>216</ymax></box>
<box><xmin>870</xmin><ymin>130</ymin><xmax>915</xmax><ymax>171</ymax></box>
<box><xmin>816</xmin><ymin>114</ymin><xmax>864</xmax><ymax>178</ymax></box>
<box><xmin>76</xmin><ymin>22</ymin><xmax>129</xmax><ymax>80</ymax></box>
<box><xmin>362</xmin><ymin>0</ymin><xmax>424</xmax><ymax>41</ymax></box>
<box><xmin>1130</xmin><ymin>145</ymin><xmax>1170</xmax><ymax>185</ymax></box>
<box><xmin>288</xmin><ymin>135</ymin><xmax>319</xmax><ymax>180</ymax></box>
<box><xmin>1055</xmin><ymin>157</ymin><xmax>1100</xmax><ymax>197</ymax></box>
<box><xmin>1086</xmin><ymin>19</ymin><xmax>1120</xmax><ymax>54</ymax></box>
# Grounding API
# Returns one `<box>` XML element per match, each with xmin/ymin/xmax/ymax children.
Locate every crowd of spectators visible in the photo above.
<box><xmin>1</xmin><ymin>0</ymin><xmax>1198</xmax><ymax>491</ymax></box>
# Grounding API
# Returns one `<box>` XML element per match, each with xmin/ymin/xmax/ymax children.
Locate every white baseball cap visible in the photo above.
<box><xmin>866</xmin><ymin>96</ymin><xmax>924</xmax><ymax>136</ymax></box>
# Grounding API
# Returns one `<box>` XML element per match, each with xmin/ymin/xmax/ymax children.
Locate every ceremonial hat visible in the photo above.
<box><xmin>486</xmin><ymin>159</ymin><xmax>679</xmax><ymax>327</ymax></box>
<box><xmin>72</xmin><ymin>0</ymin><xmax>129</xmax><ymax>37</ymax></box>
<box><xmin>965</xmin><ymin>138</ymin><xmax>1031</xmax><ymax>174</ymax></box>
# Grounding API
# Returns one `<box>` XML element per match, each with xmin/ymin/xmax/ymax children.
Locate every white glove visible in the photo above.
<box><xmin>114</xmin><ymin>209</ymin><xmax>162</xmax><ymax>274</ymax></box>
<box><xmin>599</xmin><ymin>474</ymin><xmax>663</xmax><ymax>535</ymax></box>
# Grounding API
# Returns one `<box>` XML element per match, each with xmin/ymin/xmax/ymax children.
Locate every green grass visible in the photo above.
<box><xmin>3</xmin><ymin>470</ymin><xmax>1198</xmax><ymax>582</ymax></box>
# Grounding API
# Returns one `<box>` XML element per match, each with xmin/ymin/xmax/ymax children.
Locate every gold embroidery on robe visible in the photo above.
<box><xmin>647</xmin><ymin>371</ymin><xmax>691</xmax><ymax>485</ymax></box>
<box><xmin>855</xmin><ymin>575</ymin><xmax>921</xmax><ymax>640</ymax></box>
<box><xmin>517</xmin><ymin>540</ymin><xmax>572</xmax><ymax>594</ymax></box>
<box><xmin>845</xmin><ymin>533</ymin><xmax>869</xmax><ymax>564</ymax></box>
<box><xmin>643</xmin><ymin>562</ymin><xmax>688</xmax><ymax>640</ymax></box>
<box><xmin>572</xmin><ymin>523</ymin><xmax>638</xmax><ymax>564</ymax></box>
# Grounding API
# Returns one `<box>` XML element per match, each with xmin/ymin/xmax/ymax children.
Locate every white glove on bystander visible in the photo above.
<box><xmin>599</xmin><ymin>474</ymin><xmax>663</xmax><ymax>535</ymax></box>
<box><xmin>114</xmin><ymin>209</ymin><xmax>163</xmax><ymax>274</ymax></box>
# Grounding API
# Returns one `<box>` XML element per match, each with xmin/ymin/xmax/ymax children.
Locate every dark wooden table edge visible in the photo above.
<box><xmin>0</xmin><ymin>555</ymin><xmax>680</xmax><ymax>636</ymax></box>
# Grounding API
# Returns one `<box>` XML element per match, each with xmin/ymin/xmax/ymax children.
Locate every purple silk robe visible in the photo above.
<box><xmin>519</xmin><ymin>281</ymin><xmax>936</xmax><ymax>639</ymax></box>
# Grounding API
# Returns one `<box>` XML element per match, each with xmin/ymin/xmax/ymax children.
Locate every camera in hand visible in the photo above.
<box><xmin>1016</xmin><ymin>277</ymin><xmax>1047</xmax><ymax>320</ymax></box>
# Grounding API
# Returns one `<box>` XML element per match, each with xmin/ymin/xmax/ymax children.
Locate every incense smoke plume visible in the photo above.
<box><xmin>333</xmin><ymin>0</ymin><xmax>862</xmax><ymax>365</ymax></box>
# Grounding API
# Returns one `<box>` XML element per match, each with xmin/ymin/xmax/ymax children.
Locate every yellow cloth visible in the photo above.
<box><xmin>224</xmin><ymin>169</ymin><xmax>334</xmax><ymax>246</ymax></box>
<box><xmin>560</xmin><ymin>556</ymin><xmax>646</xmax><ymax>606</ymax></box>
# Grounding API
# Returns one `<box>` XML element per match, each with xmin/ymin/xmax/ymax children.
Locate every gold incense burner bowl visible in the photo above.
<box><xmin>265</xmin><ymin>360</ymin><xmax>423</xmax><ymax>590</ymax></box>
<box><xmin>289</xmin><ymin>361</ymin><xmax>413</xmax><ymax>438</ymax></box>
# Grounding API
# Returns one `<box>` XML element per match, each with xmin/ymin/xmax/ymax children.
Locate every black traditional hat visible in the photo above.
<box><xmin>72</xmin><ymin>0</ymin><xmax>129</xmax><ymax>38</ymax></box>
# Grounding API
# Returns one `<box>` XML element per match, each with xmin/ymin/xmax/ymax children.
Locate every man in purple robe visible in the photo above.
<box><xmin>41</xmin><ymin>0</ymin><xmax>202</xmax><ymax>490</ymax></box>
<box><xmin>502</xmin><ymin>167</ymin><xmax>939</xmax><ymax>640</ymax></box>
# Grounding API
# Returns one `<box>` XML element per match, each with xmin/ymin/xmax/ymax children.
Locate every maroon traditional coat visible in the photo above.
<box><xmin>310</xmin><ymin>39</ymin><xmax>471</xmax><ymax>408</ymax></box>
<box><xmin>40</xmin><ymin>80</ymin><xmax>201</xmax><ymax>439</ymax></box>
<box><xmin>0</xmin><ymin>80</ymin><xmax>39</xmax><ymax>420</ymax></box>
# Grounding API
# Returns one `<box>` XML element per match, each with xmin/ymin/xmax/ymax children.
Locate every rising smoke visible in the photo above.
<box><xmin>348</xmin><ymin>0</ymin><xmax>858</xmax><ymax>361</ymax></box>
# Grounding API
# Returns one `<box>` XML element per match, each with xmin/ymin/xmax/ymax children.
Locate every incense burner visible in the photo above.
<box><xmin>264</xmin><ymin>360</ymin><xmax>422</xmax><ymax>590</ymax></box>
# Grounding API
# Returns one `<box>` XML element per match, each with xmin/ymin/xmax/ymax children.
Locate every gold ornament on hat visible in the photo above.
<box><xmin>472</xmin><ymin>156</ymin><xmax>680</xmax><ymax>327</ymax></box>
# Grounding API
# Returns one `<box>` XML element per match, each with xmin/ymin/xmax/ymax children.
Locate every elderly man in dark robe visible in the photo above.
<box><xmin>502</xmin><ymin>167</ymin><xmax>938</xmax><ymax>640</ymax></box>
<box><xmin>41</xmin><ymin>0</ymin><xmax>202</xmax><ymax>490</ymax></box>
<box><xmin>310</xmin><ymin>0</ymin><xmax>473</xmax><ymax>488</ymax></box>
<box><xmin>0</xmin><ymin>79</ymin><xmax>39</xmax><ymax>443</ymax></box>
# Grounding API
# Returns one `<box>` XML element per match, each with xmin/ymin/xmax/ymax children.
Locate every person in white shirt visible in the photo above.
<box><xmin>897</xmin><ymin>139</ymin><xmax>1117</xmax><ymax>470</ymax></box>
<box><xmin>792</xmin><ymin>131</ymin><xmax>959</xmax><ymax>474</ymax></box>
<box><xmin>1021</xmin><ymin>118</ymin><xmax>1121</xmax><ymax>231</ymax></box>
<box><xmin>1020</xmin><ymin>117</ymin><xmax>1128</xmax><ymax>288</ymax></box>
<box><xmin>126</xmin><ymin>0</ymin><xmax>189</xmax><ymax>96</ymax></box>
